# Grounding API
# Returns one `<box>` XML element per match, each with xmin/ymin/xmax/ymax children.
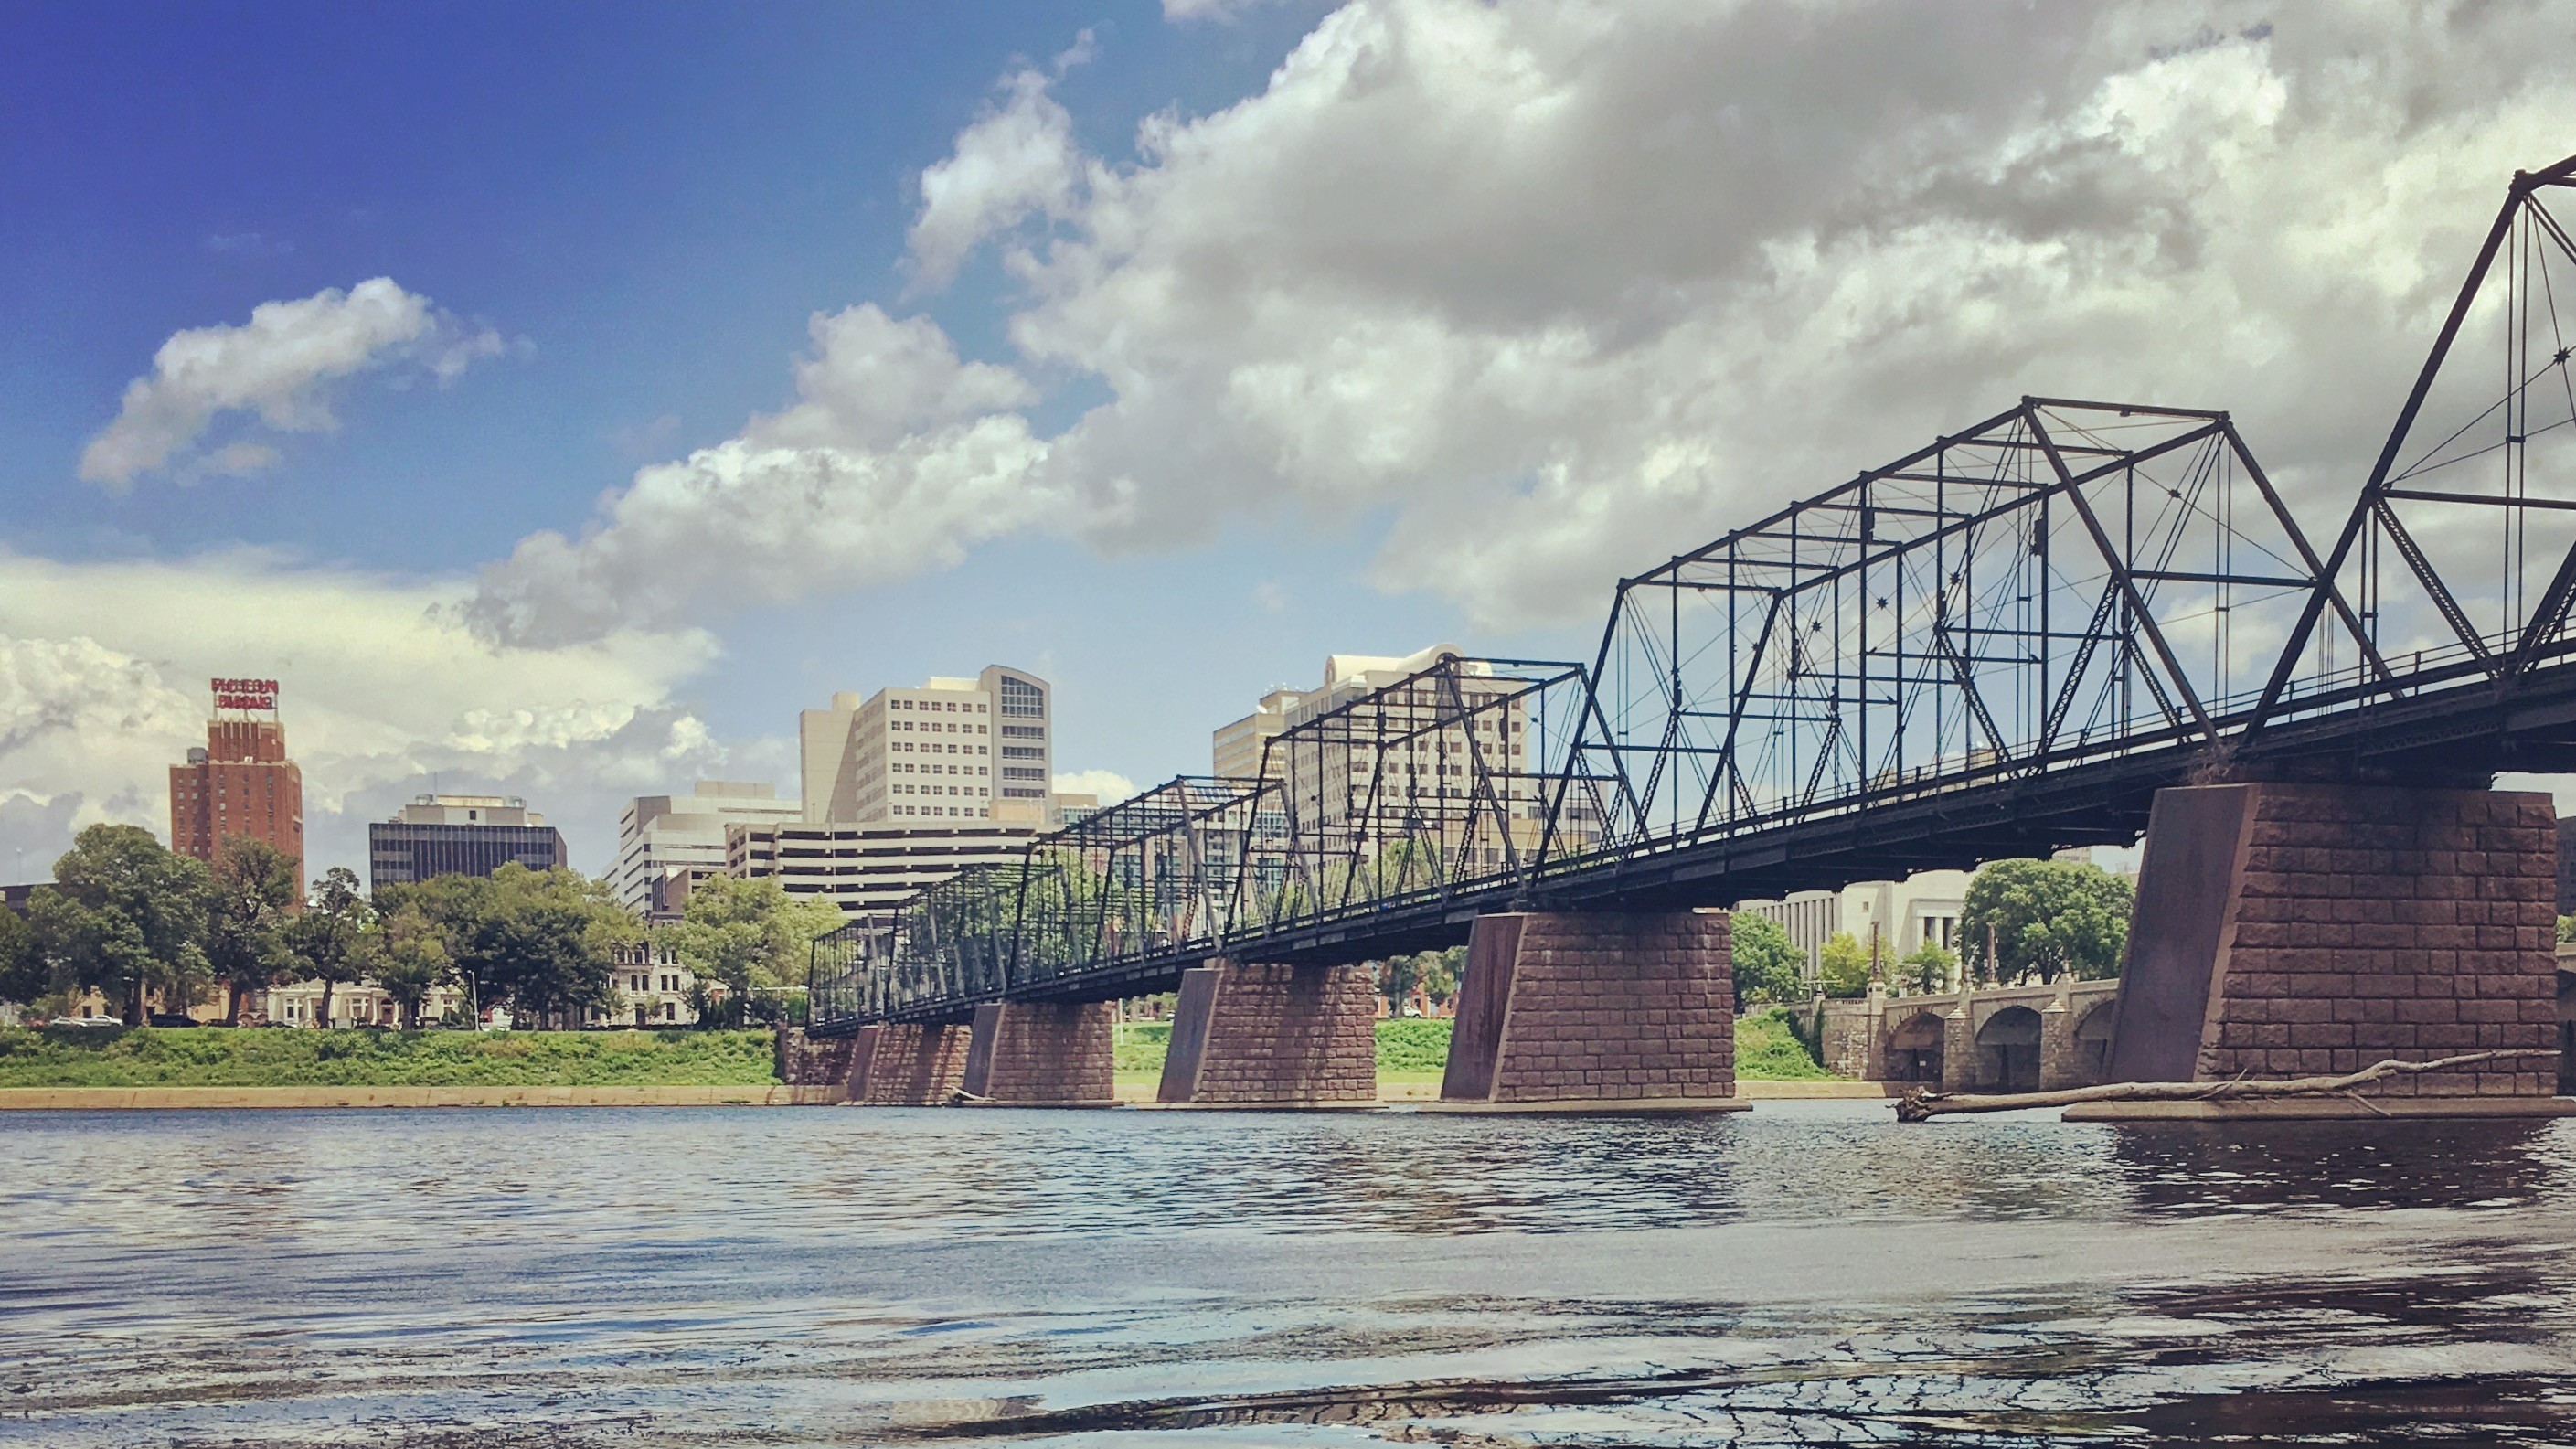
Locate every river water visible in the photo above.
<box><xmin>5</xmin><ymin>1103</ymin><xmax>2576</xmax><ymax>1445</ymax></box>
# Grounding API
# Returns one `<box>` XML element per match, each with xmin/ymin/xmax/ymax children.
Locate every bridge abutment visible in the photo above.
<box><xmin>960</xmin><ymin>1001</ymin><xmax>1118</xmax><ymax>1106</ymax></box>
<box><xmin>856</xmin><ymin>1021</ymin><xmax>972</xmax><ymax>1105</ymax></box>
<box><xmin>1155</xmin><ymin>960</ymin><xmax>1377</xmax><ymax>1107</ymax></box>
<box><xmin>2090</xmin><ymin>782</ymin><xmax>2571</xmax><ymax>1119</ymax></box>
<box><xmin>1435</xmin><ymin>910</ymin><xmax>1746</xmax><ymax>1112</ymax></box>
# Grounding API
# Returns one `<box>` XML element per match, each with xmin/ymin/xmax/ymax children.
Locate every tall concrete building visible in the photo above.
<box><xmin>1211</xmin><ymin>686</ymin><xmax>1306</xmax><ymax>779</ymax></box>
<box><xmin>368</xmin><ymin>794</ymin><xmax>567</xmax><ymax>890</ymax></box>
<box><xmin>801</xmin><ymin>665</ymin><xmax>1056</xmax><ymax>828</ymax></box>
<box><xmin>612</xmin><ymin>781</ymin><xmax>804</xmax><ymax>916</ymax></box>
<box><xmin>169</xmin><ymin>677</ymin><xmax>303</xmax><ymax>885</ymax></box>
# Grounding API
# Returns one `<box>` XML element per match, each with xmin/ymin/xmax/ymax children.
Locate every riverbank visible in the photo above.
<box><xmin>0</xmin><ymin>1026</ymin><xmax>779</xmax><ymax>1087</ymax></box>
<box><xmin>0</xmin><ymin>1083</ymin><xmax>843</xmax><ymax>1109</ymax></box>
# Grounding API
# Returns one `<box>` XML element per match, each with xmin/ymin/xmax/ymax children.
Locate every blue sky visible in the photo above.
<box><xmin>2</xmin><ymin>1</ymin><xmax>2568</xmax><ymax>878</ymax></box>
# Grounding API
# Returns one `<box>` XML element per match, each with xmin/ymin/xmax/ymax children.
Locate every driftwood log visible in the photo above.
<box><xmin>1890</xmin><ymin>1049</ymin><xmax>2557</xmax><ymax>1122</ymax></box>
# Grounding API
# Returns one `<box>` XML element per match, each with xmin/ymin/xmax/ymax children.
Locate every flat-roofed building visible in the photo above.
<box><xmin>612</xmin><ymin>780</ymin><xmax>804</xmax><ymax>916</ymax></box>
<box><xmin>727</xmin><ymin>818</ymin><xmax>1038</xmax><ymax>924</ymax></box>
<box><xmin>801</xmin><ymin>665</ymin><xmax>1056</xmax><ymax>828</ymax></box>
<box><xmin>1211</xmin><ymin>686</ymin><xmax>1304</xmax><ymax>780</ymax></box>
<box><xmin>169</xmin><ymin>677</ymin><xmax>303</xmax><ymax>886</ymax></box>
<box><xmin>368</xmin><ymin>794</ymin><xmax>567</xmax><ymax>890</ymax></box>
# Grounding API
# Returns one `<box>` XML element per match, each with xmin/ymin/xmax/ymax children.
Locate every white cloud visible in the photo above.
<box><xmin>907</xmin><ymin>67</ymin><xmax>1086</xmax><ymax>290</ymax></box>
<box><xmin>1052</xmin><ymin>768</ymin><xmax>1136</xmax><ymax>804</ymax></box>
<box><xmin>475</xmin><ymin>1</ymin><xmax>2575</xmax><ymax>657</ymax></box>
<box><xmin>465</xmin><ymin>304</ymin><xmax>1060</xmax><ymax>647</ymax></box>
<box><xmin>973</xmin><ymin>0</ymin><xmax>2576</xmax><ymax>626</ymax></box>
<box><xmin>80</xmin><ymin>278</ymin><xmax>508</xmax><ymax>491</ymax></box>
<box><xmin>0</xmin><ymin>549</ymin><xmax>729</xmax><ymax>876</ymax></box>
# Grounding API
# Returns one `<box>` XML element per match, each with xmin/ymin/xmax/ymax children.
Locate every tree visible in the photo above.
<box><xmin>1378</xmin><ymin>946</ymin><xmax>1464</xmax><ymax>1012</ymax></box>
<box><xmin>367</xmin><ymin>905</ymin><xmax>450</xmax><ymax>1030</ymax></box>
<box><xmin>1960</xmin><ymin>858</ymin><xmax>2133</xmax><ymax>982</ymax></box>
<box><xmin>1817</xmin><ymin>931</ymin><xmax>1872</xmax><ymax>998</ymax></box>
<box><xmin>28</xmin><ymin>824</ymin><xmax>212</xmax><ymax>1023</ymax></box>
<box><xmin>0</xmin><ymin>907</ymin><xmax>41</xmax><ymax>1007</ymax></box>
<box><xmin>1728</xmin><ymin>911</ymin><xmax>1805</xmax><ymax>1007</ymax></box>
<box><xmin>445</xmin><ymin>864</ymin><xmax>632</xmax><ymax>1028</ymax></box>
<box><xmin>286</xmin><ymin>867</ymin><xmax>373</xmax><ymax>1026</ymax></box>
<box><xmin>206</xmin><ymin>837</ymin><xmax>301</xmax><ymax>1024</ymax></box>
<box><xmin>666</xmin><ymin>874</ymin><xmax>844</xmax><ymax>1000</ymax></box>
<box><xmin>1899</xmin><ymin>938</ymin><xmax>1958</xmax><ymax>994</ymax></box>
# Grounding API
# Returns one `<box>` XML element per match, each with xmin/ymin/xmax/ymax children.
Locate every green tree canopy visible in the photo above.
<box><xmin>1817</xmin><ymin>931</ymin><xmax>1872</xmax><ymax>998</ymax></box>
<box><xmin>29</xmin><ymin>824</ymin><xmax>212</xmax><ymax>1023</ymax></box>
<box><xmin>207</xmin><ymin>837</ymin><xmax>301</xmax><ymax>1023</ymax></box>
<box><xmin>1899</xmin><ymin>937</ymin><xmax>1958</xmax><ymax>994</ymax></box>
<box><xmin>367</xmin><ymin>904</ymin><xmax>452</xmax><ymax>1029</ymax></box>
<box><xmin>387</xmin><ymin>864</ymin><xmax>633</xmax><ymax>1027</ymax></box>
<box><xmin>286</xmin><ymin>866</ymin><xmax>374</xmax><ymax>1024</ymax></box>
<box><xmin>1728</xmin><ymin>911</ymin><xmax>1805</xmax><ymax>1007</ymax></box>
<box><xmin>1378</xmin><ymin>945</ymin><xmax>1464</xmax><ymax>1009</ymax></box>
<box><xmin>666</xmin><ymin>874</ymin><xmax>846</xmax><ymax>996</ymax></box>
<box><xmin>1960</xmin><ymin>858</ymin><xmax>2134</xmax><ymax>982</ymax></box>
<box><xmin>0</xmin><ymin>906</ymin><xmax>40</xmax><ymax>1007</ymax></box>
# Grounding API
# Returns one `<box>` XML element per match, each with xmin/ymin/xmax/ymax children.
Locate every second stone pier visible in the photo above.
<box><xmin>1438</xmin><ymin>910</ymin><xmax>1745</xmax><ymax>1111</ymax></box>
<box><xmin>960</xmin><ymin>1001</ymin><xmax>1118</xmax><ymax>1106</ymax></box>
<box><xmin>1156</xmin><ymin>960</ymin><xmax>1378</xmax><ymax>1106</ymax></box>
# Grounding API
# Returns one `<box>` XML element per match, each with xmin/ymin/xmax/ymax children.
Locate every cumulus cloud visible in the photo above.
<box><xmin>1052</xmin><ymin>768</ymin><xmax>1137</xmax><ymax>804</ymax></box>
<box><xmin>907</xmin><ymin>66</ymin><xmax>1087</xmax><ymax>288</ymax></box>
<box><xmin>80</xmin><ymin>278</ymin><xmax>508</xmax><ymax>490</ymax></box>
<box><xmin>464</xmin><ymin>305</ymin><xmax>1059</xmax><ymax>646</ymax></box>
<box><xmin>0</xmin><ymin>549</ymin><xmax>734</xmax><ymax>874</ymax></box>
<box><xmin>965</xmin><ymin>0</ymin><xmax>2574</xmax><ymax>625</ymax></box>
<box><xmin>468</xmin><ymin>1</ymin><xmax>2575</xmax><ymax>655</ymax></box>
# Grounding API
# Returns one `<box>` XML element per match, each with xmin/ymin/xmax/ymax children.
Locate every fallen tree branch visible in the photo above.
<box><xmin>1890</xmin><ymin>1049</ymin><xmax>2555</xmax><ymax>1122</ymax></box>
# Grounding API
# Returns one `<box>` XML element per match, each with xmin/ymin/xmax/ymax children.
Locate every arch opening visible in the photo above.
<box><xmin>1975</xmin><ymin>1006</ymin><xmax>2045</xmax><ymax>1092</ymax></box>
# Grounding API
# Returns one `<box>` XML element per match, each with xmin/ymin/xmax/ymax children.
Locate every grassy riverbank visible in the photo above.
<box><xmin>1111</xmin><ymin>1012</ymin><xmax>1833</xmax><ymax>1087</ymax></box>
<box><xmin>0</xmin><ymin>1026</ymin><xmax>780</xmax><ymax>1088</ymax></box>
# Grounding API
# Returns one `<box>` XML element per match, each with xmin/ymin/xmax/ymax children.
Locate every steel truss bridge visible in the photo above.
<box><xmin>813</xmin><ymin>155</ymin><xmax>2576</xmax><ymax>1031</ymax></box>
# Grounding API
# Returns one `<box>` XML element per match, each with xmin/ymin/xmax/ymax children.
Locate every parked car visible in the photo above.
<box><xmin>52</xmin><ymin>1016</ymin><xmax>123</xmax><ymax>1029</ymax></box>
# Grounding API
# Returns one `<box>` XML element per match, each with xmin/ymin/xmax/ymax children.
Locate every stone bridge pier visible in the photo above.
<box><xmin>1155</xmin><ymin>959</ymin><xmax>1378</xmax><ymax>1106</ymax></box>
<box><xmin>1436</xmin><ymin>910</ymin><xmax>1745</xmax><ymax>1111</ymax></box>
<box><xmin>2090</xmin><ymin>782</ymin><xmax>2571</xmax><ymax>1119</ymax></box>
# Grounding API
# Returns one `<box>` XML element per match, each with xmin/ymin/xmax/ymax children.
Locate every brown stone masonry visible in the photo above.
<box><xmin>962</xmin><ymin>1001</ymin><xmax>1117</xmax><ymax>1105</ymax></box>
<box><xmin>1442</xmin><ymin>910</ymin><xmax>1736</xmax><ymax>1104</ymax></box>
<box><xmin>858</xmin><ymin>1022</ymin><xmax>971</xmax><ymax>1105</ymax></box>
<box><xmin>774</xmin><ymin>1027</ymin><xmax>858</xmax><ymax>1089</ymax></box>
<box><xmin>1156</xmin><ymin>960</ymin><xmax>1377</xmax><ymax>1105</ymax></box>
<box><xmin>2110</xmin><ymin>783</ymin><xmax>2559</xmax><ymax>1099</ymax></box>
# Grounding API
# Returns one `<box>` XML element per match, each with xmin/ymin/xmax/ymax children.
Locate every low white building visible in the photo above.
<box><xmin>1737</xmin><ymin>868</ymin><xmax>1970</xmax><ymax>981</ymax></box>
<box><xmin>265</xmin><ymin>979</ymin><xmax>469</xmax><ymax>1028</ymax></box>
<box><xmin>261</xmin><ymin>941</ymin><xmax>705</xmax><ymax>1028</ymax></box>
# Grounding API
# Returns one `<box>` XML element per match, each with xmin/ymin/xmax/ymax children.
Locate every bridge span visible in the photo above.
<box><xmin>799</xmin><ymin>154</ymin><xmax>2576</xmax><ymax>1118</ymax></box>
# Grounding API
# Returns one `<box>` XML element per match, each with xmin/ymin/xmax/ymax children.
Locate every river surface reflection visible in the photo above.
<box><xmin>5</xmin><ymin>1102</ymin><xmax>2576</xmax><ymax>1445</ymax></box>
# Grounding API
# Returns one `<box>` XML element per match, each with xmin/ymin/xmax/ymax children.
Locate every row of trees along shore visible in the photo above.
<box><xmin>1368</xmin><ymin>858</ymin><xmax>2134</xmax><ymax>1017</ymax></box>
<box><xmin>0</xmin><ymin>824</ymin><xmax>840</xmax><ymax>1029</ymax></box>
<box><xmin>1733</xmin><ymin>858</ymin><xmax>2136</xmax><ymax>1007</ymax></box>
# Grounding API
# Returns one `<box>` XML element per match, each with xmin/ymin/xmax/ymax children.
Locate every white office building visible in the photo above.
<box><xmin>612</xmin><ymin>781</ymin><xmax>804</xmax><ymax>917</ymax></box>
<box><xmin>800</xmin><ymin>666</ymin><xmax>1057</xmax><ymax>828</ymax></box>
<box><xmin>727</xmin><ymin>819</ymin><xmax>1039</xmax><ymax>923</ymax></box>
<box><xmin>1737</xmin><ymin>869</ymin><xmax>1971</xmax><ymax>981</ymax></box>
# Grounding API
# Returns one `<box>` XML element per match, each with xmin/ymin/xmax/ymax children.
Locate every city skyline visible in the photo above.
<box><xmin>6</xmin><ymin>4</ymin><xmax>2574</xmax><ymax>882</ymax></box>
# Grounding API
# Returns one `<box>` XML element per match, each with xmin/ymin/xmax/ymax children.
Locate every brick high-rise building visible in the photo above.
<box><xmin>169</xmin><ymin>677</ymin><xmax>305</xmax><ymax>887</ymax></box>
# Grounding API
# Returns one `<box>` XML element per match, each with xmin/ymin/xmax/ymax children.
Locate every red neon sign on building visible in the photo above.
<box><xmin>211</xmin><ymin>677</ymin><xmax>280</xmax><ymax>712</ymax></box>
